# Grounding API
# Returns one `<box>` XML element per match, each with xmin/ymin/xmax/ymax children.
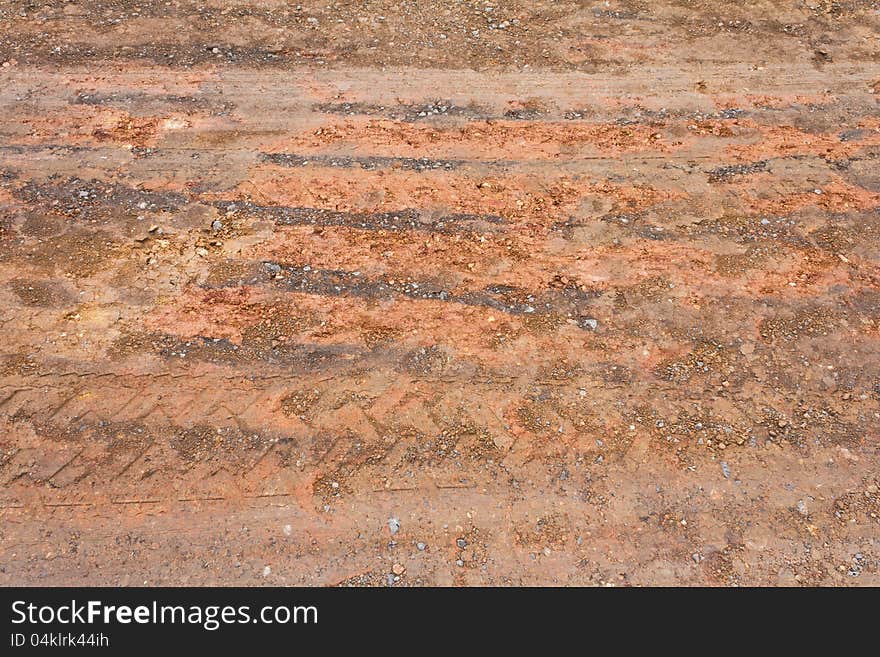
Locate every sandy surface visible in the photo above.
<box><xmin>0</xmin><ymin>1</ymin><xmax>878</xmax><ymax>586</ymax></box>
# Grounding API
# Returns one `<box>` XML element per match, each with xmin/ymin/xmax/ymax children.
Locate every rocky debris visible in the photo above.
<box><xmin>707</xmin><ymin>160</ymin><xmax>769</xmax><ymax>183</ymax></box>
<box><xmin>261</xmin><ymin>152</ymin><xmax>468</xmax><ymax>172</ymax></box>
<box><xmin>578</xmin><ymin>317</ymin><xmax>598</xmax><ymax>330</ymax></box>
<box><xmin>2</xmin><ymin>1</ymin><xmax>879</xmax><ymax>590</ymax></box>
<box><xmin>216</xmin><ymin>201</ymin><xmax>506</xmax><ymax>234</ymax></box>
<box><xmin>238</xmin><ymin>261</ymin><xmax>601</xmax><ymax>325</ymax></box>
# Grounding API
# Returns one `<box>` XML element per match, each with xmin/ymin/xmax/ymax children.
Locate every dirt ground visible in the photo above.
<box><xmin>0</xmin><ymin>1</ymin><xmax>878</xmax><ymax>586</ymax></box>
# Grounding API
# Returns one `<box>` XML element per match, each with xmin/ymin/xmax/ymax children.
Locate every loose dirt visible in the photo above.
<box><xmin>0</xmin><ymin>1</ymin><xmax>878</xmax><ymax>586</ymax></box>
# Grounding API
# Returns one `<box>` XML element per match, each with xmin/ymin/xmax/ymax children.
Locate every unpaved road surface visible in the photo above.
<box><xmin>1</xmin><ymin>1</ymin><xmax>879</xmax><ymax>586</ymax></box>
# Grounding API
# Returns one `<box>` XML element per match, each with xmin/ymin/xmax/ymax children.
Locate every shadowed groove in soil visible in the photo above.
<box><xmin>260</xmin><ymin>152</ymin><xmax>471</xmax><ymax>172</ymax></box>
<box><xmin>207</xmin><ymin>261</ymin><xmax>601</xmax><ymax>325</ymax></box>
<box><xmin>72</xmin><ymin>91</ymin><xmax>236</xmax><ymax>115</ymax></box>
<box><xmin>13</xmin><ymin>176</ymin><xmax>188</xmax><ymax>220</ymax></box>
<box><xmin>312</xmin><ymin>100</ymin><xmax>752</xmax><ymax>124</ymax></box>
<box><xmin>154</xmin><ymin>334</ymin><xmax>366</xmax><ymax>371</ymax></box>
<box><xmin>214</xmin><ymin>201</ymin><xmax>507</xmax><ymax>233</ymax></box>
<box><xmin>707</xmin><ymin>160</ymin><xmax>769</xmax><ymax>183</ymax></box>
<box><xmin>6</xmin><ymin>176</ymin><xmax>507</xmax><ymax>234</ymax></box>
<box><xmin>312</xmin><ymin>100</ymin><xmax>490</xmax><ymax>122</ymax></box>
<box><xmin>139</xmin><ymin>332</ymin><xmax>470</xmax><ymax>376</ymax></box>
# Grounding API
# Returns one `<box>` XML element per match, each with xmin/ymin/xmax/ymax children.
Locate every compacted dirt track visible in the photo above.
<box><xmin>1</xmin><ymin>1</ymin><xmax>879</xmax><ymax>585</ymax></box>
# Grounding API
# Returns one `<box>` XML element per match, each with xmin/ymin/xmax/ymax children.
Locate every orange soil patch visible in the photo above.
<box><xmin>739</xmin><ymin>179</ymin><xmax>880</xmax><ymax>215</ymax></box>
<box><xmin>271</xmin><ymin>118</ymin><xmax>677</xmax><ymax>159</ymax></box>
<box><xmin>726</xmin><ymin>121</ymin><xmax>880</xmax><ymax>162</ymax></box>
<box><xmin>220</xmin><ymin>168</ymin><xmax>685</xmax><ymax>219</ymax></box>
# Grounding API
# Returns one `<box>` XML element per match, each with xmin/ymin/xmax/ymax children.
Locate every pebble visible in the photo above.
<box><xmin>262</xmin><ymin>565</ymin><xmax>271</xmax><ymax>577</ymax></box>
<box><xmin>797</xmin><ymin>500</ymin><xmax>808</xmax><ymax>516</ymax></box>
<box><xmin>721</xmin><ymin>461</ymin><xmax>731</xmax><ymax>479</ymax></box>
<box><xmin>416</xmin><ymin>542</ymin><xmax>426</xmax><ymax>551</ymax></box>
<box><xmin>388</xmin><ymin>517</ymin><xmax>401</xmax><ymax>535</ymax></box>
<box><xmin>580</xmin><ymin>318</ymin><xmax>599</xmax><ymax>330</ymax></box>
<box><xmin>211</xmin><ymin>219</ymin><xmax>223</xmax><ymax>231</ymax></box>
<box><xmin>456</xmin><ymin>538</ymin><xmax>468</xmax><ymax>548</ymax></box>
<box><xmin>391</xmin><ymin>563</ymin><xmax>405</xmax><ymax>575</ymax></box>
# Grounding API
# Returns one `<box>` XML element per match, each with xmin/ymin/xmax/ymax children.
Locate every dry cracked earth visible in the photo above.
<box><xmin>0</xmin><ymin>0</ymin><xmax>879</xmax><ymax>586</ymax></box>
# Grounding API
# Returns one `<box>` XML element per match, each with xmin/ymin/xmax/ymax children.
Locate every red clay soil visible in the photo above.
<box><xmin>0</xmin><ymin>1</ymin><xmax>878</xmax><ymax>586</ymax></box>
